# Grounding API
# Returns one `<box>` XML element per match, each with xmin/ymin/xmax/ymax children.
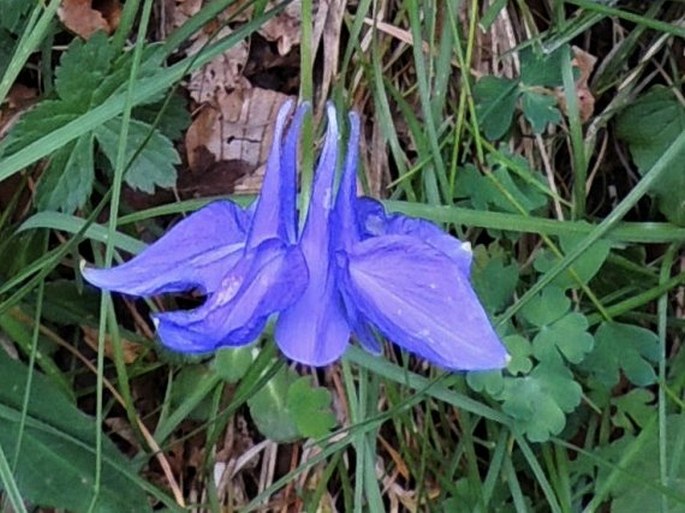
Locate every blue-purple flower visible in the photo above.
<box><xmin>83</xmin><ymin>100</ymin><xmax>508</xmax><ymax>370</ymax></box>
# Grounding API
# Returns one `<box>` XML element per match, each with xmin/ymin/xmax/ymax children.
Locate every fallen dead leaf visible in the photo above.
<box><xmin>556</xmin><ymin>46</ymin><xmax>598</xmax><ymax>123</ymax></box>
<box><xmin>58</xmin><ymin>0</ymin><xmax>122</xmax><ymax>38</ymax></box>
<box><xmin>82</xmin><ymin>325</ymin><xmax>143</xmax><ymax>364</ymax></box>
<box><xmin>185</xmin><ymin>87</ymin><xmax>295</xmax><ymax>194</ymax></box>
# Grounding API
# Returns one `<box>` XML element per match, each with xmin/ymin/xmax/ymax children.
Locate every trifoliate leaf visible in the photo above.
<box><xmin>490</xmin><ymin>161</ymin><xmax>549</xmax><ymax>214</ymax></box>
<box><xmin>474</xmin><ymin>76</ymin><xmax>519</xmax><ymax>140</ymax></box>
<box><xmin>471</xmin><ymin>244</ymin><xmax>519</xmax><ymax>314</ymax></box>
<box><xmin>466</xmin><ymin>370</ymin><xmax>505</xmax><ymax>397</ymax></box>
<box><xmin>286</xmin><ymin>377</ymin><xmax>336</xmax><ymax>438</ymax></box>
<box><xmin>55</xmin><ymin>32</ymin><xmax>113</xmax><ymax>107</ymax></box>
<box><xmin>611</xmin><ymin>389</ymin><xmax>655</xmax><ymax>432</ymax></box>
<box><xmin>521</xmin><ymin>91</ymin><xmax>562</xmax><ymax>133</ymax></box>
<box><xmin>212</xmin><ymin>346</ymin><xmax>256</xmax><ymax>384</ymax></box>
<box><xmin>532</xmin><ymin>312</ymin><xmax>594</xmax><ymax>365</ymax></box>
<box><xmin>520</xmin><ymin>286</ymin><xmax>570</xmax><ymax>327</ymax></box>
<box><xmin>36</xmin><ymin>133</ymin><xmax>94</xmax><ymax>213</ymax></box>
<box><xmin>534</xmin><ymin>232</ymin><xmax>611</xmax><ymax>289</ymax></box>
<box><xmin>501</xmin><ymin>362</ymin><xmax>581</xmax><ymax>442</ymax></box>
<box><xmin>617</xmin><ymin>86</ymin><xmax>685</xmax><ymax>225</ymax></box>
<box><xmin>454</xmin><ymin>164</ymin><xmax>498</xmax><ymax>211</ymax></box>
<box><xmin>248</xmin><ymin>366</ymin><xmax>299</xmax><ymax>442</ymax></box>
<box><xmin>94</xmin><ymin>117</ymin><xmax>179</xmax><ymax>193</ymax></box>
<box><xmin>582</xmin><ymin>321</ymin><xmax>659</xmax><ymax>388</ymax></box>
<box><xmin>504</xmin><ymin>334</ymin><xmax>533</xmax><ymax>375</ymax></box>
<box><xmin>519</xmin><ymin>45</ymin><xmax>569</xmax><ymax>88</ymax></box>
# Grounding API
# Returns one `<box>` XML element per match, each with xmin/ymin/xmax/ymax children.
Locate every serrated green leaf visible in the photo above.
<box><xmin>35</xmin><ymin>133</ymin><xmax>94</xmax><ymax>213</ymax></box>
<box><xmin>95</xmin><ymin>117</ymin><xmax>179</xmax><ymax>193</ymax></box>
<box><xmin>617</xmin><ymin>86</ymin><xmax>685</xmax><ymax>225</ymax></box>
<box><xmin>1</xmin><ymin>100</ymin><xmax>79</xmax><ymax>154</ymax></box>
<box><xmin>520</xmin><ymin>286</ymin><xmax>570</xmax><ymax>327</ymax></box>
<box><xmin>471</xmin><ymin>243</ymin><xmax>519</xmax><ymax>314</ymax></box>
<box><xmin>504</xmin><ymin>334</ymin><xmax>533</xmax><ymax>375</ymax></box>
<box><xmin>519</xmin><ymin>45</ymin><xmax>569</xmax><ymax>87</ymax></box>
<box><xmin>501</xmin><ymin>362</ymin><xmax>581</xmax><ymax>442</ymax></box>
<box><xmin>55</xmin><ymin>32</ymin><xmax>114</xmax><ymax>107</ymax></box>
<box><xmin>474</xmin><ymin>76</ymin><xmax>519</xmax><ymax>140</ymax></box>
<box><xmin>582</xmin><ymin>321</ymin><xmax>659</xmax><ymax>388</ymax></box>
<box><xmin>454</xmin><ymin>164</ymin><xmax>496</xmax><ymax>211</ymax></box>
<box><xmin>132</xmin><ymin>94</ymin><xmax>191</xmax><ymax>141</ymax></box>
<box><xmin>521</xmin><ymin>91</ymin><xmax>562</xmax><ymax>133</ymax></box>
<box><xmin>534</xmin><ymin>232</ymin><xmax>611</xmax><ymax>289</ymax></box>
<box><xmin>212</xmin><ymin>346</ymin><xmax>256</xmax><ymax>384</ymax></box>
<box><xmin>286</xmin><ymin>377</ymin><xmax>336</xmax><ymax>438</ymax></box>
<box><xmin>532</xmin><ymin>312</ymin><xmax>594</xmax><ymax>364</ymax></box>
<box><xmin>247</xmin><ymin>366</ymin><xmax>299</xmax><ymax>442</ymax></box>
<box><xmin>0</xmin><ymin>357</ymin><xmax>151</xmax><ymax>512</ymax></box>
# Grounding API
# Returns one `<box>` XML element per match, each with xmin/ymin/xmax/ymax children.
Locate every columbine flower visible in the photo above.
<box><xmin>83</xmin><ymin>101</ymin><xmax>508</xmax><ymax>370</ymax></box>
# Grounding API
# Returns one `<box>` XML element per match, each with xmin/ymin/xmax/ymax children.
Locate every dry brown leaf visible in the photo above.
<box><xmin>58</xmin><ymin>0</ymin><xmax>121</xmax><ymax>38</ymax></box>
<box><xmin>82</xmin><ymin>325</ymin><xmax>143</xmax><ymax>364</ymax></box>
<box><xmin>556</xmin><ymin>46</ymin><xmax>598</xmax><ymax>123</ymax></box>
<box><xmin>185</xmin><ymin>87</ymin><xmax>294</xmax><ymax>194</ymax></box>
<box><xmin>258</xmin><ymin>1</ymin><xmax>302</xmax><ymax>56</ymax></box>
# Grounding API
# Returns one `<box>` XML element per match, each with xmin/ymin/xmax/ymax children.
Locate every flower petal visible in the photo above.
<box><xmin>276</xmin><ymin>104</ymin><xmax>351</xmax><ymax>365</ymax></box>
<box><xmin>153</xmin><ymin>239</ymin><xmax>308</xmax><ymax>353</ymax></box>
<box><xmin>247</xmin><ymin>100</ymin><xmax>308</xmax><ymax>248</ymax></box>
<box><xmin>338</xmin><ymin>235</ymin><xmax>509</xmax><ymax>370</ymax></box>
<box><xmin>332</xmin><ymin>111</ymin><xmax>362</xmax><ymax>250</ymax></box>
<box><xmin>82</xmin><ymin>201</ymin><xmax>249</xmax><ymax>296</ymax></box>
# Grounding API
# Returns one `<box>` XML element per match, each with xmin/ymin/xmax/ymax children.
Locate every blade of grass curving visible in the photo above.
<box><xmin>499</xmin><ymin>128</ymin><xmax>685</xmax><ymax>323</ymax></box>
<box><xmin>516</xmin><ymin>434</ymin><xmax>563</xmax><ymax>513</ymax></box>
<box><xmin>565</xmin><ymin>0</ymin><xmax>685</xmax><ymax>38</ymax></box>
<box><xmin>561</xmin><ymin>48</ymin><xmax>587</xmax><ymax>219</ymax></box>
<box><xmin>89</xmin><ymin>3</ymin><xmax>156</xmax><ymax>510</ymax></box>
<box><xmin>384</xmin><ymin>201</ymin><xmax>685</xmax><ymax>243</ymax></box>
<box><xmin>658</xmin><ymin>244</ymin><xmax>678</xmax><ymax>513</ymax></box>
<box><xmin>19</xmin><ymin>212</ymin><xmax>144</xmax><ymax>254</ymax></box>
<box><xmin>0</xmin><ymin>441</ymin><xmax>27</xmax><ymax>513</ymax></box>
<box><xmin>111</xmin><ymin>0</ymin><xmax>140</xmax><ymax>54</ymax></box>
<box><xmin>503</xmin><ymin>451</ymin><xmax>530</xmax><ymax>512</ymax></box>
<box><xmin>0</xmin><ymin>0</ymin><xmax>59</xmax><ymax>105</ymax></box>
<box><xmin>11</xmin><ymin>235</ymin><xmax>48</xmax><ymax>472</ymax></box>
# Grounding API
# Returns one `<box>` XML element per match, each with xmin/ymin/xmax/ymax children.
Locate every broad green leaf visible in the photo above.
<box><xmin>582</xmin><ymin>321</ymin><xmax>659</xmax><ymax>388</ymax></box>
<box><xmin>471</xmin><ymin>243</ymin><xmax>519</xmax><ymax>314</ymax></box>
<box><xmin>490</xmin><ymin>165</ymin><xmax>548</xmax><ymax>214</ymax></box>
<box><xmin>286</xmin><ymin>377</ymin><xmax>336</xmax><ymax>438</ymax></box>
<box><xmin>504</xmin><ymin>334</ymin><xmax>533</xmax><ymax>376</ymax></box>
<box><xmin>55</xmin><ymin>32</ymin><xmax>114</xmax><ymax>107</ymax></box>
<box><xmin>520</xmin><ymin>286</ymin><xmax>570</xmax><ymax>327</ymax></box>
<box><xmin>534</xmin><ymin>232</ymin><xmax>611</xmax><ymax>289</ymax></box>
<box><xmin>521</xmin><ymin>91</ymin><xmax>562</xmax><ymax>133</ymax></box>
<box><xmin>532</xmin><ymin>312</ymin><xmax>594</xmax><ymax>364</ymax></box>
<box><xmin>35</xmin><ymin>133</ymin><xmax>94</xmax><ymax>213</ymax></box>
<box><xmin>0</xmin><ymin>0</ymin><xmax>31</xmax><ymax>32</ymax></box>
<box><xmin>595</xmin><ymin>415</ymin><xmax>685</xmax><ymax>513</ymax></box>
<box><xmin>41</xmin><ymin>280</ymin><xmax>101</xmax><ymax>325</ymax></box>
<box><xmin>501</xmin><ymin>362</ymin><xmax>581</xmax><ymax>442</ymax></box>
<box><xmin>169</xmin><ymin>365</ymin><xmax>216</xmax><ymax>421</ymax></box>
<box><xmin>212</xmin><ymin>347</ymin><xmax>256</xmax><ymax>384</ymax></box>
<box><xmin>0</xmin><ymin>357</ymin><xmax>151</xmax><ymax>512</ymax></box>
<box><xmin>617</xmin><ymin>86</ymin><xmax>685</xmax><ymax>224</ymax></box>
<box><xmin>95</xmin><ymin>117</ymin><xmax>179</xmax><ymax>193</ymax></box>
<box><xmin>466</xmin><ymin>370</ymin><xmax>505</xmax><ymax>397</ymax></box>
<box><xmin>453</xmin><ymin>164</ymin><xmax>497</xmax><ymax>211</ymax></box>
<box><xmin>474</xmin><ymin>76</ymin><xmax>519</xmax><ymax>140</ymax></box>
<box><xmin>247</xmin><ymin>366</ymin><xmax>299</xmax><ymax>442</ymax></box>
<box><xmin>519</xmin><ymin>45</ymin><xmax>569</xmax><ymax>87</ymax></box>
<box><xmin>611</xmin><ymin>389</ymin><xmax>655</xmax><ymax>432</ymax></box>
<box><xmin>0</xmin><ymin>29</ymin><xmax>15</xmax><ymax>76</ymax></box>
